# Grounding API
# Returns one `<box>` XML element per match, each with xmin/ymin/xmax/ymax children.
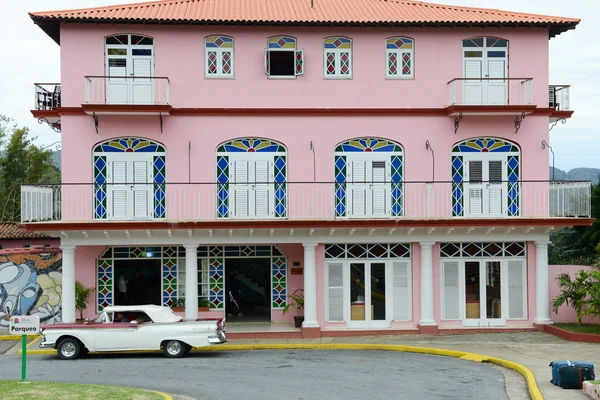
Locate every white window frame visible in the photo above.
<box><xmin>265</xmin><ymin>36</ymin><xmax>303</xmax><ymax>80</ymax></box>
<box><xmin>204</xmin><ymin>36</ymin><xmax>234</xmax><ymax>79</ymax></box>
<box><xmin>385</xmin><ymin>38</ymin><xmax>414</xmax><ymax>80</ymax></box>
<box><xmin>177</xmin><ymin>258</ymin><xmax>210</xmax><ymax>303</ymax></box>
<box><xmin>323</xmin><ymin>37</ymin><xmax>353</xmax><ymax>79</ymax></box>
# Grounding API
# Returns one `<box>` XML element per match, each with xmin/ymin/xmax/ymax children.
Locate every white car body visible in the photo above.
<box><xmin>40</xmin><ymin>305</ymin><xmax>226</xmax><ymax>359</ymax></box>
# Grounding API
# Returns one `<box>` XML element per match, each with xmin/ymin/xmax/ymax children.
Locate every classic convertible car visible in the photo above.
<box><xmin>40</xmin><ymin>305</ymin><xmax>227</xmax><ymax>360</ymax></box>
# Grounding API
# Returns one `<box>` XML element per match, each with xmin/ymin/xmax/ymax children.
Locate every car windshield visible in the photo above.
<box><xmin>95</xmin><ymin>313</ymin><xmax>108</xmax><ymax>323</ymax></box>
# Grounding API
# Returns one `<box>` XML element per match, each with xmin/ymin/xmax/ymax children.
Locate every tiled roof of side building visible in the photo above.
<box><xmin>0</xmin><ymin>222</ymin><xmax>55</xmax><ymax>240</ymax></box>
<box><xmin>30</xmin><ymin>0</ymin><xmax>580</xmax><ymax>44</ymax></box>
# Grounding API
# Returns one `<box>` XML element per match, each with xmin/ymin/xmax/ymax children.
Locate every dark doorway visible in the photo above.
<box><xmin>225</xmin><ymin>258</ymin><xmax>270</xmax><ymax>322</ymax></box>
<box><xmin>114</xmin><ymin>259</ymin><xmax>162</xmax><ymax>306</ymax></box>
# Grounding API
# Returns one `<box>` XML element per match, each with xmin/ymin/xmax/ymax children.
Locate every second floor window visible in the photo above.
<box><xmin>264</xmin><ymin>36</ymin><xmax>304</xmax><ymax>78</ymax></box>
<box><xmin>386</xmin><ymin>37</ymin><xmax>414</xmax><ymax>79</ymax></box>
<box><xmin>324</xmin><ymin>37</ymin><xmax>352</xmax><ymax>79</ymax></box>
<box><xmin>205</xmin><ymin>36</ymin><xmax>234</xmax><ymax>78</ymax></box>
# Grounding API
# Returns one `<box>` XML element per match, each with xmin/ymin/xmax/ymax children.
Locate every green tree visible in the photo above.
<box><xmin>0</xmin><ymin>117</ymin><xmax>60</xmax><ymax>221</ymax></box>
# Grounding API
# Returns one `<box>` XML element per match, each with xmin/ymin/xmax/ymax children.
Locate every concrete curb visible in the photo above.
<box><xmin>0</xmin><ymin>335</ymin><xmax>40</xmax><ymax>342</ymax></box>
<box><xmin>153</xmin><ymin>390</ymin><xmax>174</xmax><ymax>400</ymax></box>
<box><xmin>18</xmin><ymin>343</ymin><xmax>542</xmax><ymax>400</ymax></box>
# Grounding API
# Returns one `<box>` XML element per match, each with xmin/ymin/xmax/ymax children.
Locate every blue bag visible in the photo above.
<box><xmin>550</xmin><ymin>361</ymin><xmax>595</xmax><ymax>387</ymax></box>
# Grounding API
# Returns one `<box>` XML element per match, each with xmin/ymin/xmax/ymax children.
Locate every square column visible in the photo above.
<box><xmin>419</xmin><ymin>241</ymin><xmax>437</xmax><ymax>331</ymax></box>
<box><xmin>302</xmin><ymin>243</ymin><xmax>319</xmax><ymax>330</ymax></box>
<box><xmin>535</xmin><ymin>241</ymin><xmax>553</xmax><ymax>324</ymax></box>
<box><xmin>60</xmin><ymin>245</ymin><xmax>76</xmax><ymax>323</ymax></box>
<box><xmin>184</xmin><ymin>245</ymin><xmax>199</xmax><ymax>321</ymax></box>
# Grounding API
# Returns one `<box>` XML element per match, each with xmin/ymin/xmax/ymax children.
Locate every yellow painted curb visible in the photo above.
<box><xmin>0</xmin><ymin>334</ymin><xmax>40</xmax><ymax>341</ymax></box>
<box><xmin>153</xmin><ymin>390</ymin><xmax>173</xmax><ymax>400</ymax></box>
<box><xmin>19</xmin><ymin>343</ymin><xmax>543</xmax><ymax>400</ymax></box>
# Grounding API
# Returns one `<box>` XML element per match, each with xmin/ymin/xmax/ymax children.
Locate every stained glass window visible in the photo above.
<box><xmin>265</xmin><ymin>36</ymin><xmax>303</xmax><ymax>77</ymax></box>
<box><xmin>205</xmin><ymin>36</ymin><xmax>234</xmax><ymax>78</ymax></box>
<box><xmin>386</xmin><ymin>37</ymin><xmax>414</xmax><ymax>79</ymax></box>
<box><xmin>323</xmin><ymin>37</ymin><xmax>352</xmax><ymax>79</ymax></box>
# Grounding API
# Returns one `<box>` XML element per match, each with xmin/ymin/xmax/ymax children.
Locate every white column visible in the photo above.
<box><xmin>302</xmin><ymin>243</ymin><xmax>319</xmax><ymax>328</ymax></box>
<box><xmin>535</xmin><ymin>240</ymin><xmax>553</xmax><ymax>324</ymax></box>
<box><xmin>60</xmin><ymin>245</ymin><xmax>76</xmax><ymax>323</ymax></box>
<box><xmin>184</xmin><ymin>245</ymin><xmax>198</xmax><ymax>321</ymax></box>
<box><xmin>419</xmin><ymin>241</ymin><xmax>437</xmax><ymax>326</ymax></box>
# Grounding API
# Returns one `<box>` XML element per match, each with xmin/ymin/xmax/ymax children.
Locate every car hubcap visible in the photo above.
<box><xmin>62</xmin><ymin>342</ymin><xmax>76</xmax><ymax>357</ymax></box>
<box><xmin>167</xmin><ymin>341</ymin><xmax>181</xmax><ymax>355</ymax></box>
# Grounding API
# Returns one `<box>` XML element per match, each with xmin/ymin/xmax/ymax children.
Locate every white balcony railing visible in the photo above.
<box><xmin>84</xmin><ymin>76</ymin><xmax>170</xmax><ymax>105</ymax></box>
<box><xmin>34</xmin><ymin>83</ymin><xmax>61</xmax><ymax>110</ymax></box>
<box><xmin>549</xmin><ymin>85</ymin><xmax>570</xmax><ymax>111</ymax></box>
<box><xmin>448</xmin><ymin>78</ymin><xmax>533</xmax><ymax>106</ymax></box>
<box><xmin>21</xmin><ymin>181</ymin><xmax>591</xmax><ymax>223</ymax></box>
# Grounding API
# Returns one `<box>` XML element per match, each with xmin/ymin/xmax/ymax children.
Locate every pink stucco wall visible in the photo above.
<box><xmin>59</xmin><ymin>25</ymin><xmax>549</xmax><ymax>108</ymax></box>
<box><xmin>550</xmin><ymin>265</ymin><xmax>600</xmax><ymax>325</ymax></box>
<box><xmin>75</xmin><ymin>245</ymin><xmax>106</xmax><ymax>320</ymax></box>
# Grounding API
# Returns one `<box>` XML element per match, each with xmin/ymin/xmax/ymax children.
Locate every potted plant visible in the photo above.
<box><xmin>171</xmin><ymin>298</ymin><xmax>185</xmax><ymax>312</ymax></box>
<box><xmin>282</xmin><ymin>289</ymin><xmax>304</xmax><ymax>328</ymax></box>
<box><xmin>75</xmin><ymin>281</ymin><xmax>95</xmax><ymax>323</ymax></box>
<box><xmin>198</xmin><ymin>298</ymin><xmax>211</xmax><ymax>312</ymax></box>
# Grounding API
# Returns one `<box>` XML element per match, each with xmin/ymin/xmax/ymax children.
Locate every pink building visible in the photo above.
<box><xmin>23</xmin><ymin>0</ymin><xmax>592</xmax><ymax>337</ymax></box>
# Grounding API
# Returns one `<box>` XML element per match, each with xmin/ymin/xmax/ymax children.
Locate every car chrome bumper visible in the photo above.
<box><xmin>39</xmin><ymin>338</ymin><xmax>56</xmax><ymax>349</ymax></box>
<box><xmin>208</xmin><ymin>331</ymin><xmax>227</xmax><ymax>344</ymax></box>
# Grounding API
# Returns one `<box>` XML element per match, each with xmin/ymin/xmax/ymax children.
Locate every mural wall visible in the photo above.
<box><xmin>0</xmin><ymin>251</ymin><xmax>62</xmax><ymax>327</ymax></box>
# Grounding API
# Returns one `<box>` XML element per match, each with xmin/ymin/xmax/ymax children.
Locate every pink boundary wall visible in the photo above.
<box><xmin>550</xmin><ymin>265</ymin><xmax>600</xmax><ymax>325</ymax></box>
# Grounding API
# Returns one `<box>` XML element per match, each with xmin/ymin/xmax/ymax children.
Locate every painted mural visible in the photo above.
<box><xmin>0</xmin><ymin>252</ymin><xmax>62</xmax><ymax>326</ymax></box>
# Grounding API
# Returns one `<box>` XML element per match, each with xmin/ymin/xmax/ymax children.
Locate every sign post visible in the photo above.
<box><xmin>9</xmin><ymin>315</ymin><xmax>40</xmax><ymax>384</ymax></box>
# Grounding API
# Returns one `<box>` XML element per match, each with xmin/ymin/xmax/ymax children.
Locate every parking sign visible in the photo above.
<box><xmin>9</xmin><ymin>315</ymin><xmax>40</xmax><ymax>335</ymax></box>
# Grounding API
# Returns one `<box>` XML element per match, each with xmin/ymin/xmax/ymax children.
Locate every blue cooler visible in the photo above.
<box><xmin>550</xmin><ymin>361</ymin><xmax>595</xmax><ymax>387</ymax></box>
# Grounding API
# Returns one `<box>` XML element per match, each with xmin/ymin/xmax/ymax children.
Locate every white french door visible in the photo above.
<box><xmin>464</xmin><ymin>156</ymin><xmax>507</xmax><ymax>217</ymax></box>
<box><xmin>463</xmin><ymin>44</ymin><xmax>507</xmax><ymax>105</ymax></box>
<box><xmin>347</xmin><ymin>156</ymin><xmax>391</xmax><ymax>218</ymax></box>
<box><xmin>442</xmin><ymin>259</ymin><xmax>526</xmax><ymax>327</ymax></box>
<box><xmin>230</xmin><ymin>156</ymin><xmax>275</xmax><ymax>218</ymax></box>
<box><xmin>105</xmin><ymin>41</ymin><xmax>154</xmax><ymax>104</ymax></box>
<box><xmin>105</xmin><ymin>154</ymin><xmax>154</xmax><ymax>220</ymax></box>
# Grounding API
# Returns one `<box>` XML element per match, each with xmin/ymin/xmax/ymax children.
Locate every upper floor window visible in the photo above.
<box><xmin>462</xmin><ymin>37</ymin><xmax>508</xmax><ymax>105</ymax></box>
<box><xmin>264</xmin><ymin>36</ymin><xmax>304</xmax><ymax>78</ymax></box>
<box><xmin>205</xmin><ymin>36</ymin><xmax>234</xmax><ymax>78</ymax></box>
<box><xmin>386</xmin><ymin>37</ymin><xmax>414</xmax><ymax>79</ymax></box>
<box><xmin>324</xmin><ymin>37</ymin><xmax>352</xmax><ymax>79</ymax></box>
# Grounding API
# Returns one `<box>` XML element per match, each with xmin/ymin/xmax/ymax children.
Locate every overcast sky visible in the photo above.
<box><xmin>1</xmin><ymin>0</ymin><xmax>597</xmax><ymax>171</ymax></box>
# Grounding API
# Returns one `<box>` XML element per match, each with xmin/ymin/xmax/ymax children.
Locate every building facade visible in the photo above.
<box><xmin>24</xmin><ymin>0</ymin><xmax>591</xmax><ymax>336</ymax></box>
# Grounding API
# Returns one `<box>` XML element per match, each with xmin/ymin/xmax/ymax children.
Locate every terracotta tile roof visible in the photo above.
<box><xmin>0</xmin><ymin>246</ymin><xmax>61</xmax><ymax>255</ymax></box>
<box><xmin>0</xmin><ymin>222</ymin><xmax>55</xmax><ymax>240</ymax></box>
<box><xmin>30</xmin><ymin>0</ymin><xmax>579</xmax><ymax>44</ymax></box>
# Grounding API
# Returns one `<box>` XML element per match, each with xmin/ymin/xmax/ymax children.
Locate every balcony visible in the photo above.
<box><xmin>32</xmin><ymin>83</ymin><xmax>61</xmax><ymax>131</ymax></box>
<box><xmin>446</xmin><ymin>78</ymin><xmax>535</xmax><ymax>116</ymax></box>
<box><xmin>549</xmin><ymin>85</ymin><xmax>572</xmax><ymax>123</ymax></box>
<box><xmin>20</xmin><ymin>181</ymin><xmax>591</xmax><ymax>224</ymax></box>
<box><xmin>83</xmin><ymin>76</ymin><xmax>171</xmax><ymax>115</ymax></box>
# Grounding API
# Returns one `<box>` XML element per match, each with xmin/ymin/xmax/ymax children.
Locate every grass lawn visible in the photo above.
<box><xmin>0</xmin><ymin>380</ymin><xmax>165</xmax><ymax>400</ymax></box>
<box><xmin>555</xmin><ymin>323</ymin><xmax>600</xmax><ymax>335</ymax></box>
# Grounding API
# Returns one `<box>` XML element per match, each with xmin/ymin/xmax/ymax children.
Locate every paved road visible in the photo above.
<box><xmin>0</xmin><ymin>350</ymin><xmax>509</xmax><ymax>400</ymax></box>
<box><xmin>0</xmin><ymin>341</ymin><xmax>16</xmax><ymax>354</ymax></box>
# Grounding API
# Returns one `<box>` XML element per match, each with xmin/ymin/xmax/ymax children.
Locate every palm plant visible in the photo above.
<box><xmin>75</xmin><ymin>281</ymin><xmax>95</xmax><ymax>320</ymax></box>
<box><xmin>552</xmin><ymin>271</ymin><xmax>592</xmax><ymax>324</ymax></box>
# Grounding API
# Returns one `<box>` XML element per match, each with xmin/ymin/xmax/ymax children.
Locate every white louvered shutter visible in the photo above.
<box><xmin>327</xmin><ymin>263</ymin><xmax>344</xmax><ymax>321</ymax></box>
<box><xmin>463</xmin><ymin>59</ymin><xmax>483</xmax><ymax>105</ymax></box>
<box><xmin>350</xmin><ymin>160</ymin><xmax>366</xmax><ymax>216</ymax></box>
<box><xmin>487</xmin><ymin>160</ymin><xmax>503</xmax><ymax>215</ymax></box>
<box><xmin>132</xmin><ymin>160</ymin><xmax>151</xmax><ymax>218</ymax></box>
<box><xmin>443</xmin><ymin>262</ymin><xmax>460</xmax><ymax>320</ymax></box>
<box><xmin>233</xmin><ymin>161</ymin><xmax>249</xmax><ymax>217</ymax></box>
<box><xmin>392</xmin><ymin>261</ymin><xmax>411</xmax><ymax>321</ymax></box>
<box><xmin>507</xmin><ymin>261</ymin><xmax>525</xmax><ymax>319</ymax></box>
<box><xmin>371</xmin><ymin>161</ymin><xmax>388</xmax><ymax>216</ymax></box>
<box><xmin>253</xmin><ymin>160</ymin><xmax>270</xmax><ymax>217</ymax></box>
<box><xmin>110</xmin><ymin>160</ymin><xmax>128</xmax><ymax>218</ymax></box>
<box><xmin>131</xmin><ymin>56</ymin><xmax>153</xmax><ymax>104</ymax></box>
<box><xmin>468</xmin><ymin>161</ymin><xmax>483</xmax><ymax>215</ymax></box>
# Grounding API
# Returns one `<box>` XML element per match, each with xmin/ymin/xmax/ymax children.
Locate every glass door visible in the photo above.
<box><xmin>348</xmin><ymin>262</ymin><xmax>388</xmax><ymax>328</ymax></box>
<box><xmin>463</xmin><ymin>260</ymin><xmax>504</xmax><ymax>326</ymax></box>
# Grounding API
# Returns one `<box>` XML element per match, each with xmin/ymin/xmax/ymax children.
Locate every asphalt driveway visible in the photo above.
<box><xmin>0</xmin><ymin>350</ymin><xmax>509</xmax><ymax>400</ymax></box>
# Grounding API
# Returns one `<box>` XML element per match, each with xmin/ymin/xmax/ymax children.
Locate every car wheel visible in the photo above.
<box><xmin>58</xmin><ymin>338</ymin><xmax>81</xmax><ymax>360</ymax></box>
<box><xmin>163</xmin><ymin>340</ymin><xmax>186</xmax><ymax>358</ymax></box>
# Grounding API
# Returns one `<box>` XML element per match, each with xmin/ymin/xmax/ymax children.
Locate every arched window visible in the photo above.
<box><xmin>462</xmin><ymin>37</ymin><xmax>508</xmax><ymax>105</ymax></box>
<box><xmin>451</xmin><ymin>137</ymin><xmax>519</xmax><ymax>217</ymax></box>
<box><xmin>216</xmin><ymin>138</ymin><xmax>287</xmax><ymax>218</ymax></box>
<box><xmin>93</xmin><ymin>137</ymin><xmax>166</xmax><ymax>220</ymax></box>
<box><xmin>386</xmin><ymin>37</ymin><xmax>414</xmax><ymax>79</ymax></box>
<box><xmin>264</xmin><ymin>36</ymin><xmax>304</xmax><ymax>77</ymax></box>
<box><xmin>334</xmin><ymin>138</ymin><xmax>403</xmax><ymax>217</ymax></box>
<box><xmin>324</xmin><ymin>37</ymin><xmax>352</xmax><ymax>79</ymax></box>
<box><xmin>204</xmin><ymin>36</ymin><xmax>234</xmax><ymax>78</ymax></box>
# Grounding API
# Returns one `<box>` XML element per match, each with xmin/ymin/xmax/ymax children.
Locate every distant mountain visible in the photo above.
<box><xmin>52</xmin><ymin>150</ymin><xmax>61</xmax><ymax>170</ymax></box>
<box><xmin>550</xmin><ymin>167</ymin><xmax>600</xmax><ymax>183</ymax></box>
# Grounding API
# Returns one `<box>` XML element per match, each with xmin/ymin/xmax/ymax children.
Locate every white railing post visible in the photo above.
<box><xmin>165</xmin><ymin>78</ymin><xmax>170</xmax><ymax>105</ymax></box>
<box><xmin>85</xmin><ymin>77</ymin><xmax>91</xmax><ymax>104</ymax></box>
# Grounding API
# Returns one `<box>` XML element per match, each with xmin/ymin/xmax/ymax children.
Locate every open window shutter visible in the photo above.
<box><xmin>443</xmin><ymin>262</ymin><xmax>460</xmax><ymax>320</ymax></box>
<box><xmin>488</xmin><ymin>160</ymin><xmax>503</xmax><ymax>215</ymax></box>
<box><xmin>253</xmin><ymin>160</ymin><xmax>270</xmax><ymax>217</ymax></box>
<box><xmin>132</xmin><ymin>161</ymin><xmax>150</xmax><ymax>217</ymax></box>
<box><xmin>350</xmin><ymin>160</ymin><xmax>366</xmax><ymax>216</ymax></box>
<box><xmin>371</xmin><ymin>161</ymin><xmax>387</xmax><ymax>216</ymax></box>
<box><xmin>264</xmin><ymin>49</ymin><xmax>270</xmax><ymax>75</ymax></box>
<box><xmin>327</xmin><ymin>263</ymin><xmax>344</xmax><ymax>321</ymax></box>
<box><xmin>507</xmin><ymin>261</ymin><xmax>525</xmax><ymax>319</ymax></box>
<box><xmin>233</xmin><ymin>161</ymin><xmax>249</xmax><ymax>216</ymax></box>
<box><xmin>111</xmin><ymin>160</ymin><xmax>128</xmax><ymax>218</ymax></box>
<box><xmin>392</xmin><ymin>261</ymin><xmax>411</xmax><ymax>320</ymax></box>
<box><xmin>294</xmin><ymin>50</ymin><xmax>304</xmax><ymax>76</ymax></box>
